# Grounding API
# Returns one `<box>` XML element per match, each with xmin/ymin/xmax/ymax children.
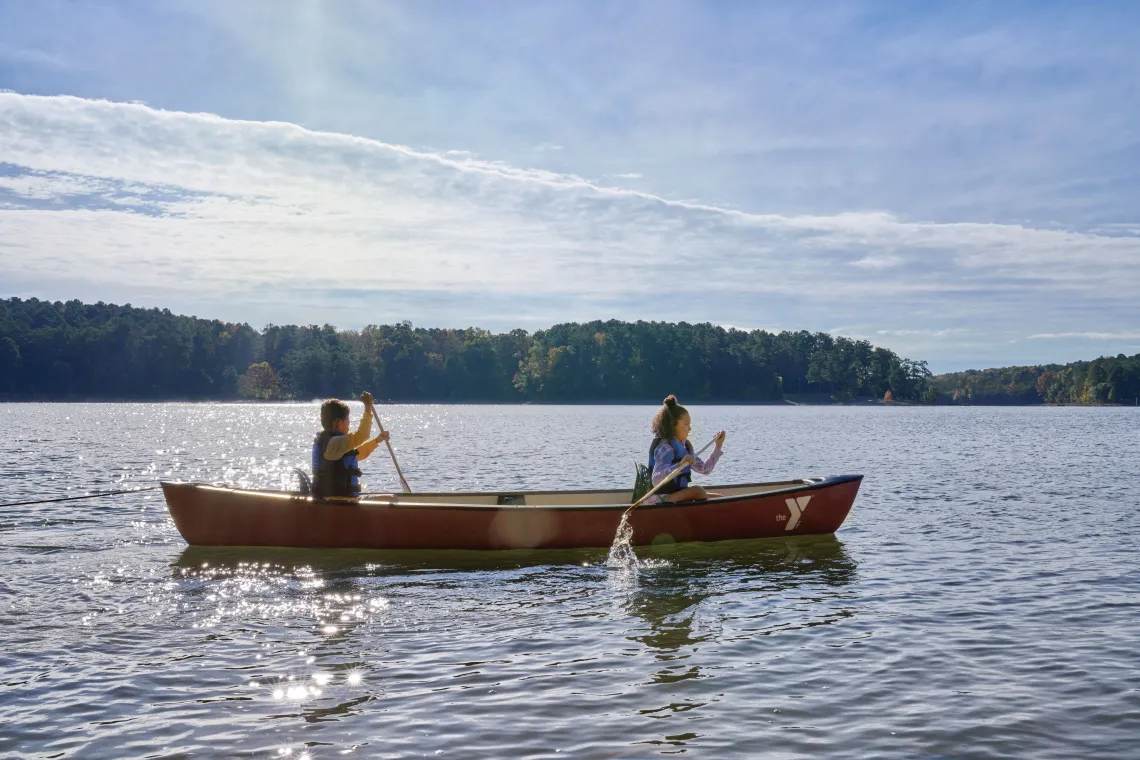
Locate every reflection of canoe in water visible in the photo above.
<box><xmin>173</xmin><ymin>533</ymin><xmax>855</xmax><ymax>575</ymax></box>
<box><xmin>161</xmin><ymin>475</ymin><xmax>862</xmax><ymax>550</ymax></box>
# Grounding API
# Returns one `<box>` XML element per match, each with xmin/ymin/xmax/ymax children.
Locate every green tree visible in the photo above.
<box><xmin>1</xmin><ymin>296</ymin><xmax>956</xmax><ymax>404</ymax></box>
<box><xmin>0</xmin><ymin>336</ymin><xmax>21</xmax><ymax>393</ymax></box>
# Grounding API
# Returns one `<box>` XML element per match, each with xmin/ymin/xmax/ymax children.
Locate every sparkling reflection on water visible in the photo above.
<box><xmin>1</xmin><ymin>403</ymin><xmax>1138</xmax><ymax>759</ymax></box>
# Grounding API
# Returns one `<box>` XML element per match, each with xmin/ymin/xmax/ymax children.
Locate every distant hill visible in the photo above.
<box><xmin>0</xmin><ymin>297</ymin><xmax>934</xmax><ymax>403</ymax></box>
<box><xmin>930</xmin><ymin>355</ymin><xmax>1140</xmax><ymax>405</ymax></box>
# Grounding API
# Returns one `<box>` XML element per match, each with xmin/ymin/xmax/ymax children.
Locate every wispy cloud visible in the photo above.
<box><xmin>876</xmin><ymin>328</ymin><xmax>968</xmax><ymax>338</ymax></box>
<box><xmin>0</xmin><ymin>43</ymin><xmax>70</xmax><ymax>70</ymax></box>
<box><xmin>1028</xmin><ymin>331</ymin><xmax>1140</xmax><ymax>340</ymax></box>
<box><xmin>851</xmin><ymin>254</ymin><xmax>903</xmax><ymax>270</ymax></box>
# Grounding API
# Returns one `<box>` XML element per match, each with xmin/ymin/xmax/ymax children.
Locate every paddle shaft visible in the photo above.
<box><xmin>624</xmin><ymin>434</ymin><xmax>720</xmax><ymax>517</ymax></box>
<box><xmin>368</xmin><ymin>404</ymin><xmax>411</xmax><ymax>493</ymax></box>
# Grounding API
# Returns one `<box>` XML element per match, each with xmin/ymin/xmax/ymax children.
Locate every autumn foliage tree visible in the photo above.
<box><xmin>931</xmin><ymin>355</ymin><xmax>1140</xmax><ymax>405</ymax></box>
<box><xmin>237</xmin><ymin>362</ymin><xmax>280</xmax><ymax>399</ymax></box>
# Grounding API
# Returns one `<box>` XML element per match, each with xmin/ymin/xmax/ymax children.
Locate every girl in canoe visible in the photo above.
<box><xmin>648</xmin><ymin>395</ymin><xmax>727</xmax><ymax>503</ymax></box>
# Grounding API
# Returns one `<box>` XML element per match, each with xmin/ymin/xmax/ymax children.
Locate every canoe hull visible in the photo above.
<box><xmin>161</xmin><ymin>476</ymin><xmax>862</xmax><ymax>550</ymax></box>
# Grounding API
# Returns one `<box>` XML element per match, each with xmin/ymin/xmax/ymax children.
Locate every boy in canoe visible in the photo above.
<box><xmin>312</xmin><ymin>392</ymin><xmax>389</xmax><ymax>499</ymax></box>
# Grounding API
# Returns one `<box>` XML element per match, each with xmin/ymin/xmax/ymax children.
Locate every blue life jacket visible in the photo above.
<box><xmin>311</xmin><ymin>430</ymin><xmax>362</xmax><ymax>499</ymax></box>
<box><xmin>648</xmin><ymin>437</ymin><xmax>693</xmax><ymax>494</ymax></box>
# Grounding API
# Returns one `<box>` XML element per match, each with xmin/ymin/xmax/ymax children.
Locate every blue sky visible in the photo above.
<box><xmin>1</xmin><ymin>0</ymin><xmax>1138</xmax><ymax>372</ymax></box>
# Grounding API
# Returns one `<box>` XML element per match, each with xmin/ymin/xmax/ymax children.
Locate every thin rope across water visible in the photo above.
<box><xmin>0</xmin><ymin>485</ymin><xmax>162</xmax><ymax>508</ymax></box>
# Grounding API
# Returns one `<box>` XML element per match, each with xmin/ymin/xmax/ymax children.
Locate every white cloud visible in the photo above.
<box><xmin>876</xmin><ymin>329</ymin><xmax>967</xmax><ymax>338</ymax></box>
<box><xmin>1028</xmin><ymin>332</ymin><xmax>1140</xmax><ymax>340</ymax></box>
<box><xmin>0</xmin><ymin>171</ymin><xmax>115</xmax><ymax>200</ymax></box>
<box><xmin>0</xmin><ymin>92</ymin><xmax>1138</xmax><ymax>369</ymax></box>
<box><xmin>851</xmin><ymin>254</ymin><xmax>903</xmax><ymax>270</ymax></box>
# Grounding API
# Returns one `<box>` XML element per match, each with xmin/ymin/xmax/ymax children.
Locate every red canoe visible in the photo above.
<box><xmin>161</xmin><ymin>475</ymin><xmax>862</xmax><ymax>550</ymax></box>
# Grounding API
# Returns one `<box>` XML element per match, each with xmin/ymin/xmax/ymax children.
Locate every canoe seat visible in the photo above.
<box><xmin>293</xmin><ymin>468</ymin><xmax>312</xmax><ymax>495</ymax></box>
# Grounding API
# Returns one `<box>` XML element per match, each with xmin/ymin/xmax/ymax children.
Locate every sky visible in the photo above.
<box><xmin>1</xmin><ymin>0</ymin><xmax>1138</xmax><ymax>372</ymax></box>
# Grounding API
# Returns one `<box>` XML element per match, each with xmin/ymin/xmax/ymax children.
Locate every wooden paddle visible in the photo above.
<box><xmin>623</xmin><ymin>432</ymin><xmax>722</xmax><ymax>518</ymax></box>
<box><xmin>362</xmin><ymin>393</ymin><xmax>411</xmax><ymax>493</ymax></box>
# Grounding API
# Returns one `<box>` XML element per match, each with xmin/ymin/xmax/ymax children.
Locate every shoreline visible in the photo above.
<box><xmin>1</xmin><ymin>397</ymin><xmax>1132</xmax><ymax>406</ymax></box>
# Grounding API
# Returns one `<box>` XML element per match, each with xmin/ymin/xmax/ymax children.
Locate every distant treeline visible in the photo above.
<box><xmin>930</xmin><ymin>355</ymin><xmax>1140</xmax><ymax>405</ymax></box>
<box><xmin>0</xmin><ymin>297</ymin><xmax>935</xmax><ymax>402</ymax></box>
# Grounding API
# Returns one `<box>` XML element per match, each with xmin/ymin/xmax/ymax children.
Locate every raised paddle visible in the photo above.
<box><xmin>362</xmin><ymin>392</ymin><xmax>412</xmax><ymax>494</ymax></box>
<box><xmin>623</xmin><ymin>432</ymin><xmax>722</xmax><ymax>518</ymax></box>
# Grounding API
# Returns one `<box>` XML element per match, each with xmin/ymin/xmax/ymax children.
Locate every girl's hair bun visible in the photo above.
<box><xmin>652</xmin><ymin>394</ymin><xmax>688</xmax><ymax>437</ymax></box>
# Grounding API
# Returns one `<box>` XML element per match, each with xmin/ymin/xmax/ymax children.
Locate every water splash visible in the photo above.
<box><xmin>605</xmin><ymin>512</ymin><xmax>642</xmax><ymax>591</ymax></box>
<box><xmin>605</xmin><ymin>512</ymin><xmax>639</xmax><ymax>569</ymax></box>
<box><xmin>605</xmin><ymin>513</ymin><xmax>670</xmax><ymax>592</ymax></box>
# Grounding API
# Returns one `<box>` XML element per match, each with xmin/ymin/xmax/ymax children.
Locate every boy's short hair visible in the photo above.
<box><xmin>320</xmin><ymin>399</ymin><xmax>350</xmax><ymax>430</ymax></box>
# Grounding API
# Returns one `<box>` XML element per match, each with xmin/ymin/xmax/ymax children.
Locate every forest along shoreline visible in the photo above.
<box><xmin>2</xmin><ymin>297</ymin><xmax>1137</xmax><ymax>405</ymax></box>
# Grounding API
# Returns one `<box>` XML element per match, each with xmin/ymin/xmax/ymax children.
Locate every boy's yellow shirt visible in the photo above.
<box><xmin>323</xmin><ymin>408</ymin><xmax>380</xmax><ymax>461</ymax></box>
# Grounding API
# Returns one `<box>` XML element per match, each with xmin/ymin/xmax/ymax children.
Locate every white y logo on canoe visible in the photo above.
<box><xmin>783</xmin><ymin>495</ymin><xmax>812</xmax><ymax>530</ymax></box>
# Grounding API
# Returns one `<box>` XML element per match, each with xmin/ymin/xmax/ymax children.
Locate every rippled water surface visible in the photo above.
<box><xmin>1</xmin><ymin>403</ymin><xmax>1138</xmax><ymax>759</ymax></box>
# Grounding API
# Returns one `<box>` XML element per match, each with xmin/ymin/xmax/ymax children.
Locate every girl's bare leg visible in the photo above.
<box><xmin>665</xmin><ymin>485</ymin><xmax>708</xmax><ymax>502</ymax></box>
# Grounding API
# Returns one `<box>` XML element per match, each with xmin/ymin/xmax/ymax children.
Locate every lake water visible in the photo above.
<box><xmin>1</xmin><ymin>403</ymin><xmax>1138</xmax><ymax>759</ymax></box>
